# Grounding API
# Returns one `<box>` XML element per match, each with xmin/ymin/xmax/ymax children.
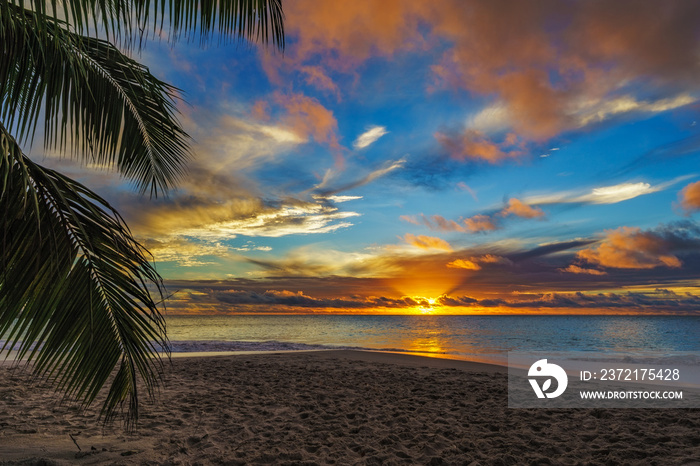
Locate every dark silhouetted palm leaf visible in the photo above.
<box><xmin>0</xmin><ymin>0</ymin><xmax>284</xmax><ymax>429</ymax></box>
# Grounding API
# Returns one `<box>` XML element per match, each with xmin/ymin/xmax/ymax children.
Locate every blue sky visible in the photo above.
<box><xmin>38</xmin><ymin>0</ymin><xmax>700</xmax><ymax>314</ymax></box>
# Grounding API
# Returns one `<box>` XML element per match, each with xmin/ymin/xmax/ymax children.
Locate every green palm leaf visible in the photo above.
<box><xmin>0</xmin><ymin>0</ymin><xmax>285</xmax><ymax>428</ymax></box>
<box><xmin>1</xmin><ymin>123</ymin><xmax>167</xmax><ymax>429</ymax></box>
<box><xmin>2</xmin><ymin>0</ymin><xmax>285</xmax><ymax>50</ymax></box>
<box><xmin>1</xmin><ymin>5</ymin><xmax>190</xmax><ymax>196</ymax></box>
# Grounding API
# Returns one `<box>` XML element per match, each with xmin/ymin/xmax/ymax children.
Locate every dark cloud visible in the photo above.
<box><xmin>508</xmin><ymin>240</ymin><xmax>596</xmax><ymax>263</ymax></box>
<box><xmin>577</xmin><ymin>221</ymin><xmax>700</xmax><ymax>269</ymax></box>
<box><xmin>162</xmin><ymin>280</ymin><xmax>700</xmax><ymax>314</ymax></box>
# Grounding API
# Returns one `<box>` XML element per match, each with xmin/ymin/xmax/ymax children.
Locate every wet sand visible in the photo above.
<box><xmin>1</xmin><ymin>350</ymin><xmax>700</xmax><ymax>465</ymax></box>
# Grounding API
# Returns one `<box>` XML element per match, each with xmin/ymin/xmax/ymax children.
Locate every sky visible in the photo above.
<box><xmin>38</xmin><ymin>0</ymin><xmax>700</xmax><ymax>315</ymax></box>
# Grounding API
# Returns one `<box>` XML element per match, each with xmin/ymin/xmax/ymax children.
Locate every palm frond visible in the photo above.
<box><xmin>2</xmin><ymin>0</ymin><xmax>285</xmax><ymax>50</ymax></box>
<box><xmin>0</xmin><ymin>122</ymin><xmax>168</xmax><ymax>430</ymax></box>
<box><xmin>1</xmin><ymin>6</ymin><xmax>190</xmax><ymax>196</ymax></box>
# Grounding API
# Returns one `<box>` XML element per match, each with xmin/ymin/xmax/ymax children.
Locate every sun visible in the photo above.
<box><xmin>415</xmin><ymin>296</ymin><xmax>440</xmax><ymax>314</ymax></box>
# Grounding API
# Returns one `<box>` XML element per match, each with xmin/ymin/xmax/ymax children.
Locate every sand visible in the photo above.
<box><xmin>1</xmin><ymin>350</ymin><xmax>700</xmax><ymax>465</ymax></box>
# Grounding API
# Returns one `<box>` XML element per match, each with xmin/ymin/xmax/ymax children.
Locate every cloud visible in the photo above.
<box><xmin>275</xmin><ymin>0</ymin><xmax>700</xmax><ymax>144</ymax></box>
<box><xmin>500</xmin><ymin>198</ymin><xmax>545</xmax><ymax>219</ymax></box>
<box><xmin>163</xmin><ymin>279</ymin><xmax>700</xmax><ymax>314</ymax></box>
<box><xmin>577</xmin><ymin>224</ymin><xmax>700</xmax><ymax>269</ymax></box>
<box><xmin>177</xmin><ymin>202</ymin><xmax>360</xmax><ymax>239</ymax></box>
<box><xmin>182</xmin><ymin>111</ymin><xmax>305</xmax><ymax>172</ymax></box>
<box><xmin>524</xmin><ymin>178</ymin><xmax>691</xmax><ymax>206</ymax></box>
<box><xmin>401</xmin><ymin>198</ymin><xmax>542</xmax><ymax>235</ymax></box>
<box><xmin>323</xmin><ymin>195</ymin><xmax>363</xmax><ymax>203</ymax></box>
<box><xmin>62</xmin><ymin>99</ymin><xmax>368</xmax><ymax>244</ymax></box>
<box><xmin>353</xmin><ymin>126</ymin><xmax>389</xmax><ymax>149</ymax></box>
<box><xmin>458</xmin><ymin>290</ymin><xmax>700</xmax><ymax>313</ymax></box>
<box><xmin>250</xmin><ymin>101</ymin><xmax>271</xmax><ymax>121</ymax></box>
<box><xmin>143</xmin><ymin>238</ymin><xmax>234</xmax><ymax>267</ymax></box>
<box><xmin>574</xmin><ymin>93</ymin><xmax>696</xmax><ymax>127</ymax></box>
<box><xmin>142</xmin><ymin>237</ymin><xmax>273</xmax><ymax>267</ymax></box>
<box><xmin>172</xmin><ymin>288</ymin><xmax>433</xmax><ymax>312</ymax></box>
<box><xmin>477</xmin><ymin>254</ymin><xmax>513</xmax><ymax>265</ymax></box>
<box><xmin>433</xmin><ymin>215</ymin><xmax>471</xmax><ymax>232</ymax></box>
<box><xmin>456</xmin><ymin>182</ymin><xmax>478</xmax><ymax>200</ymax></box>
<box><xmin>123</xmin><ymin>184</ymin><xmax>363</xmax><ymax>242</ymax></box>
<box><xmin>467</xmin><ymin>102</ymin><xmax>512</xmax><ymax>133</ymax></box>
<box><xmin>315</xmin><ymin>158</ymin><xmax>405</xmax><ymax>196</ymax></box>
<box><xmin>435</xmin><ymin>130</ymin><xmax>525</xmax><ymax>163</ymax></box>
<box><xmin>244</xmin><ymin>246</ymin><xmax>408</xmax><ymax>278</ymax></box>
<box><xmin>446</xmin><ymin>254</ymin><xmax>511</xmax><ymax>271</ymax></box>
<box><xmin>400</xmin><ymin>213</ymin><xmax>498</xmax><ymax>233</ymax></box>
<box><xmin>559</xmin><ymin>265</ymin><xmax>607</xmax><ymax>276</ymax></box>
<box><xmin>258</xmin><ymin>91</ymin><xmax>345</xmax><ymax>164</ymax></box>
<box><xmin>679</xmin><ymin>181</ymin><xmax>700</xmax><ymax>213</ymax></box>
<box><xmin>298</xmin><ymin>66</ymin><xmax>341</xmax><ymax>98</ymax></box>
<box><xmin>446</xmin><ymin>259</ymin><xmax>480</xmax><ymax>270</ymax></box>
<box><xmin>224</xmin><ymin>228</ymin><xmax>699</xmax><ymax>307</ymax></box>
<box><xmin>582</xmin><ymin>182</ymin><xmax>659</xmax><ymax>204</ymax></box>
<box><xmin>402</xmin><ymin>233</ymin><xmax>453</xmax><ymax>251</ymax></box>
<box><xmin>464</xmin><ymin>214</ymin><xmax>499</xmax><ymax>232</ymax></box>
<box><xmin>275</xmin><ymin>1</ymin><xmax>432</xmax><ymax>72</ymax></box>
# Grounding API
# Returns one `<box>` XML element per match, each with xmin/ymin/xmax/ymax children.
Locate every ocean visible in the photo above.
<box><xmin>165</xmin><ymin>314</ymin><xmax>700</xmax><ymax>363</ymax></box>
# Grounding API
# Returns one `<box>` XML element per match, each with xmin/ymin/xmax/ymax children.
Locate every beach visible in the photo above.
<box><xmin>1</xmin><ymin>350</ymin><xmax>700</xmax><ymax>465</ymax></box>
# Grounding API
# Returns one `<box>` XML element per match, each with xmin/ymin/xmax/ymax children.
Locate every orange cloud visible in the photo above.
<box><xmin>446</xmin><ymin>259</ymin><xmax>481</xmax><ymax>270</ymax></box>
<box><xmin>477</xmin><ymin>254</ymin><xmax>513</xmax><ymax>265</ymax></box>
<box><xmin>401</xmin><ymin>200</ymin><xmax>544</xmax><ymax>236</ymax></box>
<box><xmin>577</xmin><ymin>227</ymin><xmax>683</xmax><ymax>269</ymax></box>
<box><xmin>679</xmin><ymin>181</ymin><xmax>700</xmax><ymax>213</ymax></box>
<box><xmin>276</xmin><ymin>0</ymin><xmax>699</xmax><ymax>141</ymax></box>
<box><xmin>435</xmin><ymin>130</ymin><xmax>525</xmax><ymax>163</ymax></box>
<box><xmin>399</xmin><ymin>215</ymin><xmax>422</xmax><ymax>226</ymax></box>
<box><xmin>559</xmin><ymin>265</ymin><xmax>607</xmax><ymax>276</ymax></box>
<box><xmin>250</xmin><ymin>100</ymin><xmax>270</xmax><ymax>121</ymax></box>
<box><xmin>464</xmin><ymin>214</ymin><xmax>498</xmax><ymax>233</ymax></box>
<box><xmin>432</xmin><ymin>215</ymin><xmax>467</xmax><ymax>232</ymax></box>
<box><xmin>402</xmin><ymin>233</ymin><xmax>453</xmax><ymax>251</ymax></box>
<box><xmin>400</xmin><ymin>214</ymin><xmax>470</xmax><ymax>232</ymax></box>
<box><xmin>500</xmin><ymin>198</ymin><xmax>545</xmax><ymax>219</ymax></box>
<box><xmin>299</xmin><ymin>66</ymin><xmax>341</xmax><ymax>98</ymax></box>
<box><xmin>282</xmin><ymin>0</ymin><xmax>432</xmax><ymax>69</ymax></box>
<box><xmin>272</xmin><ymin>92</ymin><xmax>344</xmax><ymax>164</ymax></box>
<box><xmin>446</xmin><ymin>254</ymin><xmax>512</xmax><ymax>271</ymax></box>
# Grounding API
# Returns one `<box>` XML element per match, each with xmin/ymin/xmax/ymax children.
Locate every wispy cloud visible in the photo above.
<box><xmin>574</xmin><ymin>93</ymin><xmax>696</xmax><ymax>127</ymax></box>
<box><xmin>315</xmin><ymin>158</ymin><xmax>405</xmax><ymax>196</ymax></box>
<box><xmin>402</xmin><ymin>233</ymin><xmax>453</xmax><ymax>251</ymax></box>
<box><xmin>177</xmin><ymin>203</ymin><xmax>360</xmax><ymax>239</ymax></box>
<box><xmin>353</xmin><ymin>125</ymin><xmax>388</xmax><ymax>149</ymax></box>
<box><xmin>467</xmin><ymin>102</ymin><xmax>511</xmax><ymax>134</ymax></box>
<box><xmin>401</xmin><ymin>198</ymin><xmax>544</xmax><ymax>234</ymax></box>
<box><xmin>456</xmin><ymin>182</ymin><xmax>478</xmax><ymax>200</ymax></box>
<box><xmin>525</xmin><ymin>177</ymin><xmax>693</xmax><ymax>206</ymax></box>
<box><xmin>143</xmin><ymin>238</ymin><xmax>234</xmax><ymax>267</ymax></box>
